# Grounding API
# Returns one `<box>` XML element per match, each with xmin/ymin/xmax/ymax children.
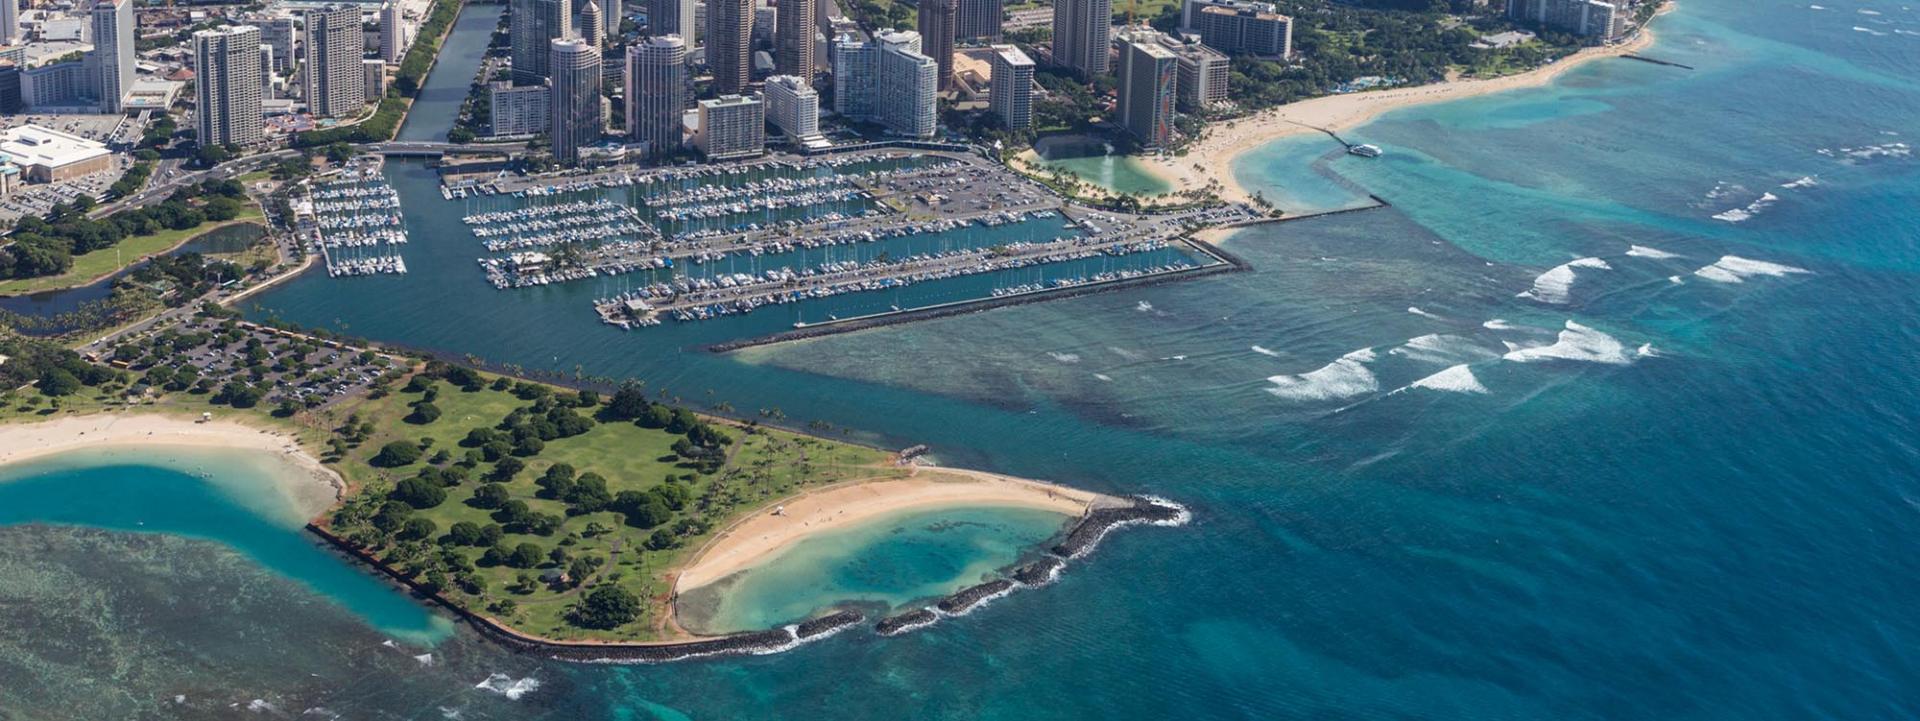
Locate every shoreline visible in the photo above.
<box><xmin>672</xmin><ymin>467</ymin><xmax>1119</xmax><ymax>593</ymax></box>
<box><xmin>0</xmin><ymin>413</ymin><xmax>343</xmax><ymax>520</ymax></box>
<box><xmin>1139</xmin><ymin>28</ymin><xmax>1660</xmax><ymax>206</ymax></box>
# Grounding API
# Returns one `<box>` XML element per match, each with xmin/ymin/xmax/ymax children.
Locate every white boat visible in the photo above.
<box><xmin>1348</xmin><ymin>144</ymin><xmax>1384</xmax><ymax>158</ymax></box>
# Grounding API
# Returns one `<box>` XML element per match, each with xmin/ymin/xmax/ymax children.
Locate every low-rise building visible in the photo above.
<box><xmin>0</xmin><ymin>124</ymin><xmax>113</xmax><ymax>182</ymax></box>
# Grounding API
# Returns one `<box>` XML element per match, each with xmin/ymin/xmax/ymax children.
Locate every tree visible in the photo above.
<box><xmin>391</xmin><ymin>476</ymin><xmax>448</xmax><ymax>509</ymax></box>
<box><xmin>491</xmin><ymin>456</ymin><xmax>525</xmax><ymax>481</ymax></box>
<box><xmin>471</xmin><ymin>482</ymin><xmax>511</xmax><ymax>508</ymax></box>
<box><xmin>406</xmin><ymin>401</ymin><xmax>442</xmax><ymax>424</ymax></box>
<box><xmin>373</xmin><ymin>440</ymin><xmax>423</xmax><ymax>467</ymax></box>
<box><xmin>508</xmin><ymin>542</ymin><xmax>544</xmax><ymax>568</ymax></box>
<box><xmin>615</xmin><ymin>490</ymin><xmax>672</xmax><ymax>528</ymax></box>
<box><xmin>566</xmin><ymin>557</ymin><xmax>594</xmax><ymax>587</ymax></box>
<box><xmin>400</xmin><ymin>516</ymin><xmax>438</xmax><ymax>541</ymax></box>
<box><xmin>646</xmin><ymin>528</ymin><xmax>677</xmax><ymax>550</ymax></box>
<box><xmin>606</xmin><ymin>382</ymin><xmax>650</xmax><ymax>419</ymax></box>
<box><xmin>36</xmin><ymin>368</ymin><xmax>81</xmax><ymax>396</ymax></box>
<box><xmin>447</xmin><ymin>520</ymin><xmax>485</xmax><ymax>546</ymax></box>
<box><xmin>570</xmin><ymin>584</ymin><xmax>641</xmax><ymax>629</ymax></box>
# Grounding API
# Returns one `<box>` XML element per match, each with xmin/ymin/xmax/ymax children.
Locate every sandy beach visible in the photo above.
<box><xmin>1140</xmin><ymin>29</ymin><xmax>1659</xmax><ymax>206</ymax></box>
<box><xmin>673</xmin><ymin>467</ymin><xmax>1116</xmax><ymax>592</ymax></box>
<box><xmin>0</xmin><ymin>413</ymin><xmax>343</xmax><ymax>518</ymax></box>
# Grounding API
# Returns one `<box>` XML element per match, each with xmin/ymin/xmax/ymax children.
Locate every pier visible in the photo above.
<box><xmin>294</xmin><ymin>158</ymin><xmax>410</xmax><ymax>278</ymax></box>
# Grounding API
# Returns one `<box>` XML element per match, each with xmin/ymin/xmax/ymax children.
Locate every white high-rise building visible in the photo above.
<box><xmin>603</xmin><ymin>0</ymin><xmax>622</xmax><ymax>43</ymax></box>
<box><xmin>548</xmin><ymin>37</ymin><xmax>603</xmax><ymax>163</ymax></box>
<box><xmin>693</xmin><ymin>93</ymin><xmax>764</xmax><ymax>160</ymax></box>
<box><xmin>91</xmin><ymin>0</ymin><xmax>135</xmax><ymax>113</ymax></box>
<box><xmin>263</xmin><ymin>17</ymin><xmax>296</xmax><ymax>74</ymax></box>
<box><xmin>488</xmin><ymin>81</ymin><xmax>550</xmax><ymax>135</ymax></box>
<box><xmin>1</xmin><ymin>0</ymin><xmax>20</xmax><ymax>46</ymax></box>
<box><xmin>762</xmin><ymin>74</ymin><xmax>818</xmax><ymax>142</ymax></box>
<box><xmin>581</xmin><ymin>0</ymin><xmax>605</xmax><ymax>48</ymax></box>
<box><xmin>304</xmin><ymin>4</ymin><xmax>366</xmax><ymax>118</ymax></box>
<box><xmin>1051</xmin><ymin>0</ymin><xmax>1110</xmax><ymax>78</ymax></box>
<box><xmin>194</xmin><ymin>25</ymin><xmax>265</xmax><ymax>146</ymax></box>
<box><xmin>646</xmin><ymin>0</ymin><xmax>695</xmax><ymax>40</ymax></box>
<box><xmin>832</xmin><ymin>30</ymin><xmax>936</xmax><ymax>138</ymax></box>
<box><xmin>987</xmin><ymin>44</ymin><xmax>1032</xmax><ymax>131</ymax></box>
<box><xmin>260</xmin><ymin>44</ymin><xmax>277</xmax><ymax>98</ymax></box>
<box><xmin>625</xmin><ymin>35</ymin><xmax>687</xmax><ymax>158</ymax></box>
<box><xmin>380</xmin><ymin>1</ymin><xmax>408</xmax><ymax>64</ymax></box>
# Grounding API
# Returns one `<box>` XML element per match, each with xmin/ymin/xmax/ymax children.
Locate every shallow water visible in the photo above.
<box><xmin>5</xmin><ymin>0</ymin><xmax>1920</xmax><ymax>717</ymax></box>
<box><xmin>677</xmin><ymin>506</ymin><xmax>1071</xmax><ymax>634</ymax></box>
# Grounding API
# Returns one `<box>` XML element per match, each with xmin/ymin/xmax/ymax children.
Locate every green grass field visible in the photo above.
<box><xmin>0</xmin><ymin>206</ymin><xmax>266</xmax><ymax>296</ymax></box>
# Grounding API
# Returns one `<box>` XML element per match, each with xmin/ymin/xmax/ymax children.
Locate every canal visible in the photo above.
<box><xmin>395</xmin><ymin>1</ymin><xmax>505</xmax><ymax>143</ymax></box>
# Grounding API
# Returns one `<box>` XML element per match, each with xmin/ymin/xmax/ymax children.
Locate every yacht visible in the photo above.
<box><xmin>1348</xmin><ymin>144</ymin><xmax>1384</xmax><ymax>158</ymax></box>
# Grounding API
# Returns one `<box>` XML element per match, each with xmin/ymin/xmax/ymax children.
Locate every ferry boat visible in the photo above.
<box><xmin>1348</xmin><ymin>144</ymin><xmax>1384</xmax><ymax>158</ymax></box>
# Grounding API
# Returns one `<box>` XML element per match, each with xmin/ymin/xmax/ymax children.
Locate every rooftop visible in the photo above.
<box><xmin>0</xmin><ymin>124</ymin><xmax>112</xmax><ymax>169</ymax></box>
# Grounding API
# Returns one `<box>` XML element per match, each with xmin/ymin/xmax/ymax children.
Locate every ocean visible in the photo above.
<box><xmin>3</xmin><ymin>0</ymin><xmax>1919</xmax><ymax>717</ymax></box>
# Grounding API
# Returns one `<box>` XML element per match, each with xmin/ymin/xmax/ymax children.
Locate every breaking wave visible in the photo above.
<box><xmin>1781</xmin><ymin>175</ymin><xmax>1819</xmax><ymax>189</ymax></box>
<box><xmin>1407</xmin><ymin>306</ymin><xmax>1442</xmax><ymax>319</ymax></box>
<box><xmin>1713</xmin><ymin>192</ymin><xmax>1778</xmax><ymax>223</ymax></box>
<box><xmin>1409</xmin><ymin>364</ymin><xmax>1490</xmax><ymax>394</ymax></box>
<box><xmin>1250</xmin><ymin>345</ymin><xmax>1280</xmax><ymax>357</ymax></box>
<box><xmin>1692</xmin><ymin>255</ymin><xmax>1812</xmax><ymax>283</ymax></box>
<box><xmin>475</xmin><ymin>674</ymin><xmax>541</xmax><ymax>700</ymax></box>
<box><xmin>1519</xmin><ymin>257</ymin><xmax>1611</xmax><ymax>304</ymax></box>
<box><xmin>1047</xmin><ymin>352</ymin><xmax>1081</xmax><ymax>364</ymax></box>
<box><xmin>1266</xmin><ymin>349</ymin><xmax>1378</xmax><ymax>401</ymax></box>
<box><xmin>1626</xmin><ymin>244</ymin><xmax>1681</xmax><ymax>259</ymax></box>
<box><xmin>1390</xmin><ymin>334</ymin><xmax>1500</xmax><ymax>365</ymax></box>
<box><xmin>1501</xmin><ymin>321</ymin><xmax>1635</xmax><ymax>365</ymax></box>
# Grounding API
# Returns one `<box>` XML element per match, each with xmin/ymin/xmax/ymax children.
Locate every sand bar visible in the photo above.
<box><xmin>1139</xmin><ymin>28</ymin><xmax>1659</xmax><ymax>206</ymax></box>
<box><xmin>674</xmin><ymin>467</ymin><xmax>1116</xmax><ymax>592</ymax></box>
<box><xmin>0</xmin><ymin>413</ymin><xmax>343</xmax><ymax>518</ymax></box>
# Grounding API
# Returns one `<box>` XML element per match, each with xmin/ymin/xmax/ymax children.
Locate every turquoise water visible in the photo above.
<box><xmin>7</xmin><ymin>0</ymin><xmax>1920</xmax><ymax>717</ymax></box>
<box><xmin>1030</xmin><ymin>135</ymin><xmax>1175</xmax><ymax>196</ymax></box>
<box><xmin>0</xmin><ymin>447</ymin><xmax>452</xmax><ymax>644</ymax></box>
<box><xmin>679</xmin><ymin>507</ymin><xmax>1072</xmax><ymax>634</ymax></box>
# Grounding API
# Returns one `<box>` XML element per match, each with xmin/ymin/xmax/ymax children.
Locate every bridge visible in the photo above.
<box><xmin>369</xmin><ymin>141</ymin><xmax>526</xmax><ymax>158</ymax></box>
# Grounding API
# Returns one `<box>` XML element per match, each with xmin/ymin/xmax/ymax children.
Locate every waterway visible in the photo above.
<box><xmin>395</xmin><ymin>1</ymin><xmax>505</xmax><ymax>143</ymax></box>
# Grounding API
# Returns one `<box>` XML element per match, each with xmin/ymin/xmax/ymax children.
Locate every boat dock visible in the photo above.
<box><xmin>294</xmin><ymin>158</ymin><xmax>411</xmax><ymax>278</ymax></box>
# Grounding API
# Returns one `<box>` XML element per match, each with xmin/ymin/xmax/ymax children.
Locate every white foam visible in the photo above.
<box><xmin>1047</xmin><ymin>352</ymin><xmax>1081</xmax><ymax>364</ymax></box>
<box><xmin>1626</xmin><ymin>244</ymin><xmax>1681</xmax><ymax>259</ymax></box>
<box><xmin>1854</xmin><ymin>25</ymin><xmax>1889</xmax><ymax>34</ymax></box>
<box><xmin>1635</xmin><ymin>343</ymin><xmax>1662</xmax><ymax>358</ymax></box>
<box><xmin>1266</xmin><ymin>348</ymin><xmax>1378</xmax><ymax>401</ymax></box>
<box><xmin>1519</xmin><ymin>257</ymin><xmax>1611</xmax><ymax>304</ymax></box>
<box><xmin>381</xmin><ymin>639</ymin><xmax>398</xmax><ymax>648</ymax></box>
<box><xmin>1810</xmin><ymin>4</ymin><xmax>1827</xmax><ymax>9</ymax></box>
<box><xmin>1250</xmin><ymin>345</ymin><xmax>1280</xmax><ymax>357</ymax></box>
<box><xmin>1108</xmin><ymin>346</ymin><xmax>1143</xmax><ymax>360</ymax></box>
<box><xmin>1861</xmin><ymin>8</ymin><xmax>1883</xmax><ymax>14</ymax></box>
<box><xmin>246</xmin><ymin>699</ymin><xmax>277</xmax><ymax>713</ymax></box>
<box><xmin>1093</xmin><ymin>373</ymin><xmax>1113</xmax><ymax>382</ymax></box>
<box><xmin>1691</xmin><ymin>255</ymin><xmax>1812</xmax><ymax>283</ymax></box>
<box><xmin>438</xmin><ymin>708</ymin><xmax>464</xmax><ymax>720</ymax></box>
<box><xmin>475</xmin><ymin>674</ymin><xmax>541</xmax><ymax>700</ymax></box>
<box><xmin>1483</xmin><ymin>318</ymin><xmax>1520</xmax><ymax>331</ymax></box>
<box><xmin>1390</xmin><ymin>334</ymin><xmax>1500</xmax><ymax>365</ymax></box>
<box><xmin>1713</xmin><ymin>192</ymin><xmax>1778</xmax><ymax>223</ymax></box>
<box><xmin>1135</xmin><ymin>301</ymin><xmax>1154</xmax><ymax>312</ymax></box>
<box><xmin>1165</xmin><ymin>354</ymin><xmax>1188</xmax><ymax>361</ymax></box>
<box><xmin>875</xmin><ymin>611</ymin><xmax>942</xmax><ymax>637</ymax></box>
<box><xmin>1407</xmin><ymin>306</ymin><xmax>1442</xmax><ymax>319</ymax></box>
<box><xmin>1501</xmin><ymin>321</ymin><xmax>1635</xmax><ymax>365</ymax></box>
<box><xmin>1409</xmin><ymin>364</ymin><xmax>1490</xmax><ymax>394</ymax></box>
<box><xmin>413</xmin><ymin>653</ymin><xmax>435</xmax><ymax>666</ymax></box>
<box><xmin>931</xmin><ymin>585</ymin><xmax>1020</xmax><ymax>619</ymax></box>
<box><xmin>1669</xmin><ymin>275</ymin><xmax>1685</xmax><ymax>284</ymax></box>
<box><xmin>1781</xmin><ymin>175</ymin><xmax>1819</xmax><ymax>189</ymax></box>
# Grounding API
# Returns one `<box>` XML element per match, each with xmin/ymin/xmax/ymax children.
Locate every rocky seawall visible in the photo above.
<box><xmin>307</xmin><ymin>494</ymin><xmax>1189</xmax><ymax>661</ymax></box>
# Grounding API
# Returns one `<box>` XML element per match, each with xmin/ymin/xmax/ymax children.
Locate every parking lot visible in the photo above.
<box><xmin>103</xmin><ymin>315</ymin><xmax>408</xmax><ymax>412</ymax></box>
<box><xmin>0</xmin><ymin>114</ymin><xmax>146</xmax><ymax>225</ymax></box>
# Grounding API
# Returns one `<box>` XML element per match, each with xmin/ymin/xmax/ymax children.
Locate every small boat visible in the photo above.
<box><xmin>1348</xmin><ymin>144</ymin><xmax>1384</xmax><ymax>158</ymax></box>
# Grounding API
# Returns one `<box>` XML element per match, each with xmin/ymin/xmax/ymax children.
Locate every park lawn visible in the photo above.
<box><xmin>0</xmin><ymin>206</ymin><xmax>267</xmax><ymax>296</ymax></box>
<box><xmin>332</xmin><ymin>372</ymin><xmax>902</xmax><ymax>641</ymax></box>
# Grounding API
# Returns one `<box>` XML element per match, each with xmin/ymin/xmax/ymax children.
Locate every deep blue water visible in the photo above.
<box><xmin>4</xmin><ymin>0</ymin><xmax>1920</xmax><ymax>718</ymax></box>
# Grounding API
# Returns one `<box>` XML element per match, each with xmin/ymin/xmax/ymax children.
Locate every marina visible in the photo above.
<box><xmin>295</xmin><ymin>158</ymin><xmax>412</xmax><ymax>278</ymax></box>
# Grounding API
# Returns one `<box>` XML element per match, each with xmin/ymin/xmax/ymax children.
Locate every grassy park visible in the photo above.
<box><xmin>0</xmin><ymin>207</ymin><xmax>266</xmax><ymax>296</ymax></box>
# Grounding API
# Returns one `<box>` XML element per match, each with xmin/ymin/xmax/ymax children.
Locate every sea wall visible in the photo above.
<box><xmin>306</xmin><ymin>494</ymin><xmax>1190</xmax><ymax>660</ymax></box>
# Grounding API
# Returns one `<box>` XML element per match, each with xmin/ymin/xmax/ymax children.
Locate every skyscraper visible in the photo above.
<box><xmin>581</xmin><ymin>0</ymin><xmax>605</xmax><ymax>48</ymax></box>
<box><xmin>693</xmin><ymin>94</ymin><xmax>764</xmax><ymax>160</ymax></box>
<box><xmin>625</xmin><ymin>34</ymin><xmax>687</xmax><ymax>158</ymax></box>
<box><xmin>1115</xmin><ymin>28</ymin><xmax>1176</xmax><ymax>148</ymax></box>
<box><xmin>512</xmin><ymin>0</ymin><xmax>571</xmax><ymax>85</ymax></box>
<box><xmin>549</xmin><ymin>37</ymin><xmax>603</xmax><ymax>163</ymax></box>
<box><xmin>646</xmin><ymin>0</ymin><xmax>695</xmax><ymax>39</ymax></box>
<box><xmin>304</xmin><ymin>4</ymin><xmax>365</xmax><ymax>118</ymax></box>
<box><xmin>774</xmin><ymin>0</ymin><xmax>815</xmax><ymax>80</ymax></box>
<box><xmin>263</xmin><ymin>17</ymin><xmax>296</xmax><ymax>73</ymax></box>
<box><xmin>762</xmin><ymin>74</ymin><xmax>818</xmax><ymax>141</ymax></box>
<box><xmin>1</xmin><ymin>0</ymin><xmax>20</xmax><ymax>46</ymax></box>
<box><xmin>706</xmin><ymin>0</ymin><xmax>751</xmax><ymax>94</ymax></box>
<box><xmin>380</xmin><ymin>1</ymin><xmax>407</xmax><ymax>64</ymax></box>
<box><xmin>1188</xmin><ymin>0</ymin><xmax>1291</xmax><ymax>57</ymax></box>
<box><xmin>833</xmin><ymin>30</ymin><xmax>935</xmax><ymax>138</ymax></box>
<box><xmin>90</xmin><ymin>0</ymin><xmax>134</xmax><ymax>113</ymax></box>
<box><xmin>1050</xmin><ymin>0</ymin><xmax>1110</xmax><ymax>79</ymax></box>
<box><xmin>987</xmin><ymin>43</ymin><xmax>1032</xmax><ymax>130</ymax></box>
<box><xmin>916</xmin><ymin>0</ymin><xmax>955</xmax><ymax>91</ymax></box>
<box><xmin>194</xmin><ymin>25</ymin><xmax>264</xmax><ymax>147</ymax></box>
<box><xmin>956</xmin><ymin>0</ymin><xmax>1002</xmax><ymax>42</ymax></box>
<box><xmin>604</xmin><ymin>0</ymin><xmax>622</xmax><ymax>42</ymax></box>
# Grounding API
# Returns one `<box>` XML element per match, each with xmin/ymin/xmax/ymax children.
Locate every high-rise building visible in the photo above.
<box><xmin>604</xmin><ymin>0</ymin><xmax>622</xmax><ymax>42</ymax></box>
<box><xmin>0</xmin><ymin>63</ymin><xmax>21</xmax><ymax>114</ymax></box>
<box><xmin>706</xmin><ymin>0</ymin><xmax>752</xmax><ymax>94</ymax></box>
<box><xmin>1</xmin><ymin>0</ymin><xmax>20</xmax><ymax>46</ymax></box>
<box><xmin>1189</xmin><ymin>0</ymin><xmax>1291</xmax><ymax>57</ymax></box>
<box><xmin>263</xmin><ymin>17</ymin><xmax>296</xmax><ymax>73</ymax></box>
<box><xmin>956</xmin><ymin>0</ymin><xmax>1002</xmax><ymax>42</ymax></box>
<box><xmin>762</xmin><ymin>74</ymin><xmax>818</xmax><ymax>141</ymax></box>
<box><xmin>774</xmin><ymin>0</ymin><xmax>815</xmax><ymax>79</ymax></box>
<box><xmin>581</xmin><ymin>0</ymin><xmax>605</xmax><ymax>48</ymax></box>
<box><xmin>693</xmin><ymin>93</ymin><xmax>764</xmax><ymax>159</ymax></box>
<box><xmin>364</xmin><ymin>58</ymin><xmax>387</xmax><ymax>98</ymax></box>
<box><xmin>625</xmin><ymin>34</ymin><xmax>687</xmax><ymax>157</ymax></box>
<box><xmin>1161</xmin><ymin>34</ymin><xmax>1226</xmax><ymax>110</ymax></box>
<box><xmin>512</xmin><ymin>0</ymin><xmax>571</xmax><ymax>85</ymax></box>
<box><xmin>548</xmin><ymin>37</ymin><xmax>603</xmax><ymax>162</ymax></box>
<box><xmin>380</xmin><ymin>1</ymin><xmax>407</xmax><ymax>63</ymax></box>
<box><xmin>916</xmin><ymin>0</ymin><xmax>955</xmax><ymax>91</ymax></box>
<box><xmin>647</xmin><ymin>0</ymin><xmax>695</xmax><ymax>39</ymax></box>
<box><xmin>987</xmin><ymin>43</ymin><xmax>1031</xmax><ymax>130</ymax></box>
<box><xmin>194</xmin><ymin>25</ymin><xmax>264</xmax><ymax>147</ymax></box>
<box><xmin>90</xmin><ymin>0</ymin><xmax>134</xmax><ymax>113</ymax></box>
<box><xmin>1115</xmin><ymin>28</ymin><xmax>1176</xmax><ymax>148</ymax></box>
<box><xmin>22</xmin><ymin>62</ymin><xmax>87</xmax><ymax>108</ymax></box>
<box><xmin>488</xmin><ymin>81</ymin><xmax>550</xmax><ymax>135</ymax></box>
<box><xmin>1506</xmin><ymin>0</ymin><xmax>1624</xmax><ymax>39</ymax></box>
<box><xmin>1050</xmin><ymin>0</ymin><xmax>1110</xmax><ymax>78</ymax></box>
<box><xmin>259</xmin><ymin>44</ymin><xmax>276</xmax><ymax>97</ymax></box>
<box><xmin>304</xmin><ymin>4</ymin><xmax>365</xmax><ymax>118</ymax></box>
<box><xmin>834</xmin><ymin>30</ymin><xmax>935</xmax><ymax>138</ymax></box>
